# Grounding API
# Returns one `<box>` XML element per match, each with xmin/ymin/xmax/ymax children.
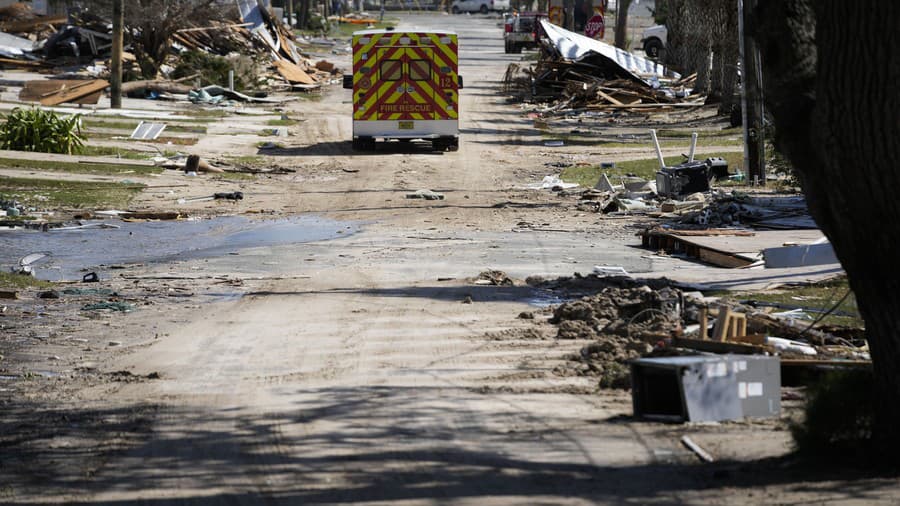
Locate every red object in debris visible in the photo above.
<box><xmin>585</xmin><ymin>14</ymin><xmax>605</xmax><ymax>39</ymax></box>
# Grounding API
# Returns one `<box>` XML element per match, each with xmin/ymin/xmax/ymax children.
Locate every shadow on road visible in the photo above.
<box><xmin>2</xmin><ymin>388</ymin><xmax>897</xmax><ymax>504</ymax></box>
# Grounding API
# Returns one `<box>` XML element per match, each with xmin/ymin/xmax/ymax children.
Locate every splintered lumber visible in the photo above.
<box><xmin>0</xmin><ymin>57</ymin><xmax>48</xmax><ymax>68</ymax></box>
<box><xmin>681</xmin><ymin>436</ymin><xmax>714</xmax><ymax>463</ymax></box>
<box><xmin>273</xmin><ymin>59</ymin><xmax>315</xmax><ymax>85</ymax></box>
<box><xmin>21</xmin><ymin>80</ymin><xmax>102</xmax><ymax>104</ymax></box>
<box><xmin>40</xmin><ymin>79</ymin><xmax>109</xmax><ymax>106</ymax></box>
<box><xmin>176</xmin><ymin>22</ymin><xmax>252</xmax><ymax>33</ymax></box>
<box><xmin>673</xmin><ymin>337</ymin><xmax>769</xmax><ymax>355</ymax></box>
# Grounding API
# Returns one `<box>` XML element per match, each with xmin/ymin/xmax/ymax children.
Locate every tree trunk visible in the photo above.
<box><xmin>755</xmin><ymin>0</ymin><xmax>900</xmax><ymax>451</ymax></box>
<box><xmin>614</xmin><ymin>0</ymin><xmax>632</xmax><ymax>49</ymax></box>
<box><xmin>298</xmin><ymin>0</ymin><xmax>310</xmax><ymax>28</ymax></box>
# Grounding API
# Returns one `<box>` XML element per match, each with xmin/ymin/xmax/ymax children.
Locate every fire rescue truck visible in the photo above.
<box><xmin>343</xmin><ymin>28</ymin><xmax>462</xmax><ymax>152</ymax></box>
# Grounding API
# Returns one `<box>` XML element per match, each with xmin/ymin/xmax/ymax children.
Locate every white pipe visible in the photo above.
<box><xmin>650</xmin><ymin>129</ymin><xmax>666</xmax><ymax>169</ymax></box>
<box><xmin>688</xmin><ymin>132</ymin><xmax>698</xmax><ymax>162</ymax></box>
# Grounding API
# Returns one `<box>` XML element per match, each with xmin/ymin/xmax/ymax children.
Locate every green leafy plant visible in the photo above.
<box><xmin>0</xmin><ymin>107</ymin><xmax>85</xmax><ymax>155</ymax></box>
<box><xmin>791</xmin><ymin>369</ymin><xmax>875</xmax><ymax>459</ymax></box>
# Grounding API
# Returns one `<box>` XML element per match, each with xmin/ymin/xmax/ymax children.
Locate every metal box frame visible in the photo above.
<box><xmin>631</xmin><ymin>355</ymin><xmax>781</xmax><ymax>422</ymax></box>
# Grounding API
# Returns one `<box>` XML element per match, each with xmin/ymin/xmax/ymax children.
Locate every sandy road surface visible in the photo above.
<box><xmin>3</xmin><ymin>13</ymin><xmax>898</xmax><ymax>506</ymax></box>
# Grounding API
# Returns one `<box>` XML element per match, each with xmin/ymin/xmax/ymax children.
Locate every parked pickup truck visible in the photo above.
<box><xmin>504</xmin><ymin>12</ymin><xmax>546</xmax><ymax>54</ymax></box>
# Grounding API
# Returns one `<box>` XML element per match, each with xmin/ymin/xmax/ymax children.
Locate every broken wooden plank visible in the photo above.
<box><xmin>673</xmin><ymin>337</ymin><xmax>770</xmax><ymax>355</ymax></box>
<box><xmin>698</xmin><ymin>247</ymin><xmax>755</xmax><ymax>268</ymax></box>
<box><xmin>273</xmin><ymin>59</ymin><xmax>315</xmax><ymax>85</ymax></box>
<box><xmin>0</xmin><ymin>57</ymin><xmax>48</xmax><ymax>68</ymax></box>
<box><xmin>681</xmin><ymin>435</ymin><xmax>714</xmax><ymax>463</ymax></box>
<box><xmin>40</xmin><ymin>79</ymin><xmax>109</xmax><ymax>106</ymax></box>
<box><xmin>594</xmin><ymin>88</ymin><xmax>624</xmax><ymax>105</ymax></box>
<box><xmin>21</xmin><ymin>80</ymin><xmax>102</xmax><ymax>104</ymax></box>
<box><xmin>176</xmin><ymin>22</ymin><xmax>252</xmax><ymax>33</ymax></box>
<box><xmin>729</xmin><ymin>334</ymin><xmax>767</xmax><ymax>346</ymax></box>
<box><xmin>668</xmin><ymin>229</ymin><xmax>756</xmax><ymax>237</ymax></box>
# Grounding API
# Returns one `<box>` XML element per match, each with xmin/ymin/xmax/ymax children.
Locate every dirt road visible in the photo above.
<box><xmin>3</xmin><ymin>13</ymin><xmax>898</xmax><ymax>506</ymax></box>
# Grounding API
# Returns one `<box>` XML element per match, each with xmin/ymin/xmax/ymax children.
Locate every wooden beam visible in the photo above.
<box><xmin>40</xmin><ymin>80</ymin><xmax>109</xmax><ymax>106</ymax></box>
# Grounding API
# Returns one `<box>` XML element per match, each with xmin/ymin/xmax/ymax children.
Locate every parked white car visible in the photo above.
<box><xmin>641</xmin><ymin>24</ymin><xmax>666</xmax><ymax>58</ymax></box>
<box><xmin>451</xmin><ymin>0</ymin><xmax>509</xmax><ymax>14</ymax></box>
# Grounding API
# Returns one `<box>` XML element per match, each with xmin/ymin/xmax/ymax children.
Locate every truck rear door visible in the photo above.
<box><xmin>376</xmin><ymin>46</ymin><xmax>436</xmax><ymax>122</ymax></box>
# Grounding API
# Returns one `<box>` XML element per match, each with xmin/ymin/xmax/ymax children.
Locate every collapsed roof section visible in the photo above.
<box><xmin>539</xmin><ymin>19</ymin><xmax>679</xmax><ymax>85</ymax></box>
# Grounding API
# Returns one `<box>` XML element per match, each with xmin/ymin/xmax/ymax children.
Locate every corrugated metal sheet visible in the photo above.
<box><xmin>540</xmin><ymin>19</ymin><xmax>679</xmax><ymax>83</ymax></box>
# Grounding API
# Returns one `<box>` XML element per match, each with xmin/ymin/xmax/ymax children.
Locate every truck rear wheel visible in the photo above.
<box><xmin>432</xmin><ymin>137</ymin><xmax>459</xmax><ymax>152</ymax></box>
<box><xmin>352</xmin><ymin>136</ymin><xmax>376</xmax><ymax>151</ymax></box>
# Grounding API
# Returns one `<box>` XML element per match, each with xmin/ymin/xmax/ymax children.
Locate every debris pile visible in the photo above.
<box><xmin>504</xmin><ymin>19</ymin><xmax>698</xmax><ymax>115</ymax></box>
<box><xmin>0</xmin><ymin>2</ymin><xmax>340</xmax><ymax>106</ymax></box>
<box><xmin>528</xmin><ymin>274</ymin><xmax>868</xmax><ymax>390</ymax></box>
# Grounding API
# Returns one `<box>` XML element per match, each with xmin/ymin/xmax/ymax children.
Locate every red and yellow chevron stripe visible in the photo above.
<box><xmin>351</xmin><ymin>31</ymin><xmax>458</xmax><ymax>122</ymax></box>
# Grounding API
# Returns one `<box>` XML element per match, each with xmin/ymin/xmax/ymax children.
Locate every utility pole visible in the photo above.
<box><xmin>564</xmin><ymin>0</ymin><xmax>574</xmax><ymax>30</ymax></box>
<box><xmin>286</xmin><ymin>0</ymin><xmax>294</xmax><ymax>28</ymax></box>
<box><xmin>110</xmin><ymin>0</ymin><xmax>123</xmax><ymax>109</ymax></box>
<box><xmin>738</xmin><ymin>0</ymin><xmax>765</xmax><ymax>185</ymax></box>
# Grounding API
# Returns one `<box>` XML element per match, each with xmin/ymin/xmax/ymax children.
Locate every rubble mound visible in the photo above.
<box><xmin>549</xmin><ymin>284</ymin><xmax>682</xmax><ymax>389</ymax></box>
<box><xmin>550</xmin><ymin>285</ymin><xmax>682</xmax><ymax>341</ymax></box>
<box><xmin>475</xmin><ymin>270</ymin><xmax>515</xmax><ymax>286</ymax></box>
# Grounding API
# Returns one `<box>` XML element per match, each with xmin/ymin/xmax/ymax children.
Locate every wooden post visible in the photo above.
<box><xmin>286</xmin><ymin>0</ymin><xmax>294</xmax><ymax>28</ymax></box>
<box><xmin>110</xmin><ymin>0</ymin><xmax>124</xmax><ymax>109</ymax></box>
<box><xmin>739</xmin><ymin>0</ymin><xmax>766</xmax><ymax>185</ymax></box>
<box><xmin>699</xmin><ymin>307</ymin><xmax>708</xmax><ymax>340</ymax></box>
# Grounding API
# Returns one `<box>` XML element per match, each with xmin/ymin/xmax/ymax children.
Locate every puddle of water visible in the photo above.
<box><xmin>203</xmin><ymin>292</ymin><xmax>244</xmax><ymax>302</ymax></box>
<box><xmin>0</xmin><ymin>216</ymin><xmax>356</xmax><ymax>281</ymax></box>
<box><xmin>33</xmin><ymin>370</ymin><xmax>61</xmax><ymax>378</ymax></box>
<box><xmin>0</xmin><ymin>375</ymin><xmax>18</xmax><ymax>381</ymax></box>
<box><xmin>524</xmin><ymin>290</ymin><xmax>567</xmax><ymax>308</ymax></box>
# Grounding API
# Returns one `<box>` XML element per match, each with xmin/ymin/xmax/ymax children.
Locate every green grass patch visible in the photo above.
<box><xmin>0</xmin><ymin>176</ymin><xmax>144</xmax><ymax>209</ymax></box>
<box><xmin>267</xmin><ymin>119</ymin><xmax>297</xmax><ymax>127</ymax></box>
<box><xmin>81</xmin><ymin>120</ymin><xmax>209</xmax><ymax>135</ymax></box>
<box><xmin>79</xmin><ymin>145</ymin><xmax>155</xmax><ymax>160</ymax></box>
<box><xmin>146</xmin><ymin>136</ymin><xmax>198</xmax><ymax>146</ymax></box>
<box><xmin>214</xmin><ymin>171</ymin><xmax>255</xmax><ymax>181</ymax></box>
<box><xmin>0</xmin><ymin>272</ymin><xmax>53</xmax><ymax>290</ymax></box>
<box><xmin>717</xmin><ymin>277</ymin><xmax>862</xmax><ymax>328</ymax></box>
<box><xmin>0</xmin><ymin>156</ymin><xmax>163</xmax><ymax>176</ymax></box>
<box><xmin>81</xmin><ymin>119</ymin><xmax>140</xmax><ymax>131</ymax></box>
<box><xmin>656</xmin><ymin>127</ymin><xmax>742</xmax><ymax>138</ymax></box>
<box><xmin>560</xmin><ymin>151</ymin><xmax>744</xmax><ymax>186</ymax></box>
<box><xmin>256</xmin><ymin>141</ymin><xmax>285</xmax><ymax>149</ymax></box>
<box><xmin>225</xmin><ymin>155</ymin><xmax>265</xmax><ymax>166</ymax></box>
<box><xmin>542</xmin><ymin>134</ymin><xmax>742</xmax><ymax>149</ymax></box>
<box><xmin>181</xmin><ymin>108</ymin><xmax>229</xmax><ymax>119</ymax></box>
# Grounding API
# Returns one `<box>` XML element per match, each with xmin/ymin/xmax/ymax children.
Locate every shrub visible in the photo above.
<box><xmin>791</xmin><ymin>369</ymin><xmax>875</xmax><ymax>459</ymax></box>
<box><xmin>0</xmin><ymin>107</ymin><xmax>85</xmax><ymax>155</ymax></box>
<box><xmin>171</xmin><ymin>51</ymin><xmax>259</xmax><ymax>91</ymax></box>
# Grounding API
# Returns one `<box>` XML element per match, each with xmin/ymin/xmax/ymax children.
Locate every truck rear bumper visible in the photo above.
<box><xmin>353</xmin><ymin>120</ymin><xmax>458</xmax><ymax>139</ymax></box>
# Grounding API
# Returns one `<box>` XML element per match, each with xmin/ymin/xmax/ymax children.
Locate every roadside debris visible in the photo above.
<box><xmin>521</xmin><ymin>273</ymin><xmax>866</xmax><ymax>401</ymax></box>
<box><xmin>406</xmin><ymin>190</ymin><xmax>445</xmax><ymax>200</ymax></box>
<box><xmin>504</xmin><ymin>21</ymin><xmax>696</xmax><ymax>115</ymax></box>
<box><xmin>82</xmin><ymin>301</ymin><xmax>134</xmax><ymax>312</ymax></box>
<box><xmin>14</xmin><ymin>252</ymin><xmax>49</xmax><ymax>276</ymax></box>
<box><xmin>681</xmin><ymin>436</ymin><xmax>715</xmax><ymax>463</ymax></box>
<box><xmin>474</xmin><ymin>270</ymin><xmax>515</xmax><ymax>286</ymax></box>
<box><xmin>2</xmin><ymin>2</ymin><xmax>340</xmax><ymax>106</ymax></box>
